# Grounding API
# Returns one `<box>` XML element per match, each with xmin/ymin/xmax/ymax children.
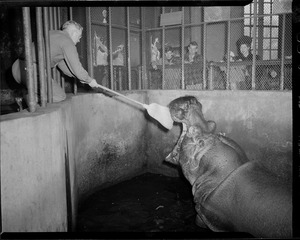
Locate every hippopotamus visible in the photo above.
<box><xmin>165</xmin><ymin>95</ymin><xmax>292</xmax><ymax>238</ymax></box>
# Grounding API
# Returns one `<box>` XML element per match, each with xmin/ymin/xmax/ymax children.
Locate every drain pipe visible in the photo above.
<box><xmin>43</xmin><ymin>7</ymin><xmax>53</xmax><ymax>103</ymax></box>
<box><xmin>22</xmin><ymin>7</ymin><xmax>36</xmax><ymax>112</ymax></box>
<box><xmin>36</xmin><ymin>7</ymin><xmax>47</xmax><ymax>107</ymax></box>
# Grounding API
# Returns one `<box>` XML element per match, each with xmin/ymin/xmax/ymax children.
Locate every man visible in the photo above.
<box><xmin>184</xmin><ymin>41</ymin><xmax>202</xmax><ymax>64</ymax></box>
<box><xmin>12</xmin><ymin>20</ymin><xmax>101</xmax><ymax>103</ymax></box>
<box><xmin>151</xmin><ymin>45</ymin><xmax>180</xmax><ymax>69</ymax></box>
<box><xmin>234</xmin><ymin>35</ymin><xmax>260</xmax><ymax>89</ymax></box>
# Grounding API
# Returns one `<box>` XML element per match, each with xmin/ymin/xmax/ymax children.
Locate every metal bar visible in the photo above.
<box><xmin>49</xmin><ymin>7</ymin><xmax>54</xmax><ymax>30</ymax></box>
<box><xmin>280</xmin><ymin>14</ymin><xmax>286</xmax><ymax>90</ymax></box>
<box><xmin>141</xmin><ymin>7</ymin><xmax>147</xmax><ymax>89</ymax></box>
<box><xmin>86</xmin><ymin>7</ymin><xmax>93</xmax><ymax>78</ymax></box>
<box><xmin>53</xmin><ymin>7</ymin><xmax>57</xmax><ymax>30</ymax></box>
<box><xmin>127</xmin><ymin>7</ymin><xmax>132</xmax><ymax>91</ymax></box>
<box><xmin>43</xmin><ymin>7</ymin><xmax>53</xmax><ymax>103</ymax></box>
<box><xmin>118</xmin><ymin>67</ymin><xmax>122</xmax><ymax>91</ymax></box>
<box><xmin>181</xmin><ymin>7</ymin><xmax>185</xmax><ymax>89</ymax></box>
<box><xmin>57</xmin><ymin>7</ymin><xmax>65</xmax><ymax>90</ymax></box>
<box><xmin>49</xmin><ymin>7</ymin><xmax>57</xmax><ymax>85</ymax></box>
<box><xmin>68</xmin><ymin>7</ymin><xmax>77</xmax><ymax>94</ymax></box>
<box><xmin>53</xmin><ymin>7</ymin><xmax>61</xmax><ymax>88</ymax></box>
<box><xmin>209</xmin><ymin>63</ymin><xmax>213</xmax><ymax>90</ymax></box>
<box><xmin>226</xmin><ymin>20</ymin><xmax>231</xmax><ymax>90</ymax></box>
<box><xmin>57</xmin><ymin>7</ymin><xmax>61</xmax><ymax>29</ymax></box>
<box><xmin>36</xmin><ymin>7</ymin><xmax>47</xmax><ymax>107</ymax></box>
<box><xmin>181</xmin><ymin>7</ymin><xmax>185</xmax><ymax>90</ymax></box>
<box><xmin>22</xmin><ymin>7</ymin><xmax>36</xmax><ymax>112</ymax></box>
<box><xmin>69</xmin><ymin>7</ymin><xmax>73</xmax><ymax>20</ymax></box>
<box><xmin>108</xmin><ymin>7</ymin><xmax>114</xmax><ymax>90</ymax></box>
<box><xmin>162</xmin><ymin>7</ymin><xmax>165</xmax><ymax>90</ymax></box>
<box><xmin>251</xmin><ymin>0</ymin><xmax>257</xmax><ymax>90</ymax></box>
<box><xmin>145</xmin><ymin>14</ymin><xmax>272</xmax><ymax>32</ymax></box>
<box><xmin>202</xmin><ymin>21</ymin><xmax>207</xmax><ymax>90</ymax></box>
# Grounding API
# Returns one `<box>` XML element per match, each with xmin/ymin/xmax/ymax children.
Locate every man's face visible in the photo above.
<box><xmin>72</xmin><ymin>29</ymin><xmax>82</xmax><ymax>45</ymax></box>
<box><xmin>240</xmin><ymin>43</ymin><xmax>250</xmax><ymax>57</ymax></box>
<box><xmin>188</xmin><ymin>45</ymin><xmax>198</xmax><ymax>55</ymax></box>
<box><xmin>165</xmin><ymin>50</ymin><xmax>173</xmax><ymax>60</ymax></box>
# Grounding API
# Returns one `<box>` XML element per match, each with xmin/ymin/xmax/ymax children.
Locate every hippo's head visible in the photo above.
<box><xmin>168</xmin><ymin>96</ymin><xmax>216</xmax><ymax>134</ymax></box>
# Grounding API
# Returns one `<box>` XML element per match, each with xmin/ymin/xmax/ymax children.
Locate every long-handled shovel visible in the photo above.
<box><xmin>95</xmin><ymin>85</ymin><xmax>174</xmax><ymax>130</ymax></box>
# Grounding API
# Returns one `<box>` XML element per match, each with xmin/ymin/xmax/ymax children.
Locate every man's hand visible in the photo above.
<box><xmin>88</xmin><ymin>79</ymin><xmax>101</xmax><ymax>88</ymax></box>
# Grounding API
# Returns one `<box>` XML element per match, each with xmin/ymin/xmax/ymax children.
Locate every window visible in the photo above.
<box><xmin>244</xmin><ymin>0</ymin><xmax>279</xmax><ymax>60</ymax></box>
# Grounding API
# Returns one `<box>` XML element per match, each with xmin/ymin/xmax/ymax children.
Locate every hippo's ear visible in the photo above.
<box><xmin>190</xmin><ymin>96</ymin><xmax>200</xmax><ymax>106</ymax></box>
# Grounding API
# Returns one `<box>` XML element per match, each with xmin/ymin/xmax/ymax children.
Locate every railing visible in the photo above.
<box><xmin>208</xmin><ymin>59</ymin><xmax>292</xmax><ymax>90</ymax></box>
<box><xmin>21</xmin><ymin>6</ymin><xmax>72</xmax><ymax>112</ymax></box>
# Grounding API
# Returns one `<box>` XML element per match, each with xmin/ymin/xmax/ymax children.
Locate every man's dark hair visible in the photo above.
<box><xmin>189</xmin><ymin>41</ymin><xmax>198</xmax><ymax>47</ymax></box>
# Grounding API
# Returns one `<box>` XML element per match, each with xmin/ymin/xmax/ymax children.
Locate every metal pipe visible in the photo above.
<box><xmin>36</xmin><ymin>7</ymin><xmax>47</xmax><ymax>107</ymax></box>
<box><xmin>251</xmin><ymin>0</ymin><xmax>257</xmax><ymax>90</ymax></box>
<box><xmin>86</xmin><ymin>7</ymin><xmax>93</xmax><ymax>78</ymax></box>
<box><xmin>280</xmin><ymin>14</ymin><xmax>286</xmax><ymax>90</ymax></box>
<box><xmin>57</xmin><ymin>7</ymin><xmax>65</xmax><ymax>90</ymax></box>
<box><xmin>22</xmin><ymin>7</ymin><xmax>36</xmax><ymax>112</ymax></box>
<box><xmin>226</xmin><ymin>20</ymin><xmax>231</xmax><ymax>90</ymax></box>
<box><xmin>68</xmin><ymin>7</ymin><xmax>77</xmax><ymax>94</ymax></box>
<box><xmin>53</xmin><ymin>7</ymin><xmax>61</xmax><ymax>88</ymax></box>
<box><xmin>202</xmin><ymin>21</ymin><xmax>207</xmax><ymax>90</ymax></box>
<box><xmin>69</xmin><ymin>7</ymin><xmax>73</xmax><ymax>20</ymax></box>
<box><xmin>43</xmin><ymin>7</ymin><xmax>53</xmax><ymax>103</ymax></box>
<box><xmin>127</xmin><ymin>7</ymin><xmax>132</xmax><ymax>90</ymax></box>
<box><xmin>53</xmin><ymin>7</ymin><xmax>57</xmax><ymax>30</ymax></box>
<box><xmin>181</xmin><ymin>7</ymin><xmax>185</xmax><ymax>90</ymax></box>
<box><xmin>108</xmin><ymin>7</ymin><xmax>114</xmax><ymax>90</ymax></box>
<box><xmin>162</xmin><ymin>7</ymin><xmax>165</xmax><ymax>90</ymax></box>
<box><xmin>141</xmin><ymin>7</ymin><xmax>147</xmax><ymax>89</ymax></box>
<box><xmin>49</xmin><ymin>7</ymin><xmax>54</xmax><ymax>30</ymax></box>
<box><xmin>49</xmin><ymin>7</ymin><xmax>57</xmax><ymax>85</ymax></box>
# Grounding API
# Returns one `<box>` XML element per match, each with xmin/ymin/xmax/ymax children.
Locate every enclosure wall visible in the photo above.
<box><xmin>146</xmin><ymin>90</ymin><xmax>292</xmax><ymax>181</ymax></box>
<box><xmin>0</xmin><ymin>90</ymin><xmax>292</xmax><ymax>232</ymax></box>
<box><xmin>0</xmin><ymin>92</ymin><xmax>148</xmax><ymax>232</ymax></box>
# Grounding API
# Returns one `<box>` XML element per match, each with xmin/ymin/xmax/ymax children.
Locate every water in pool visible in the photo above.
<box><xmin>76</xmin><ymin>172</ymin><xmax>211</xmax><ymax>233</ymax></box>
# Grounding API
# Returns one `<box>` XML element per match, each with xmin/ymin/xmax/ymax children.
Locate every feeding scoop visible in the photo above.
<box><xmin>142</xmin><ymin>103</ymin><xmax>174</xmax><ymax>130</ymax></box>
<box><xmin>95</xmin><ymin>84</ymin><xmax>173</xmax><ymax>130</ymax></box>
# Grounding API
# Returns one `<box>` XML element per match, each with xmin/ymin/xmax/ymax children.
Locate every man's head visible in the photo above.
<box><xmin>236</xmin><ymin>35</ymin><xmax>252</xmax><ymax>58</ymax></box>
<box><xmin>165</xmin><ymin>46</ymin><xmax>174</xmax><ymax>60</ymax></box>
<box><xmin>62</xmin><ymin>20</ymin><xmax>83</xmax><ymax>45</ymax></box>
<box><xmin>188</xmin><ymin>41</ymin><xmax>198</xmax><ymax>56</ymax></box>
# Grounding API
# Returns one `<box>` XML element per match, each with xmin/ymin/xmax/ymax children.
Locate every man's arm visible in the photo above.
<box><xmin>57</xmin><ymin>60</ymin><xmax>74</xmax><ymax>78</ymax></box>
<box><xmin>61</xmin><ymin>43</ymin><xmax>93</xmax><ymax>84</ymax></box>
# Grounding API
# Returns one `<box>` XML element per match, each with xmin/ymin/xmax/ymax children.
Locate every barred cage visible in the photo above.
<box><xmin>89</xmin><ymin>7</ymin><xmax>142</xmax><ymax>91</ymax></box>
<box><xmin>86</xmin><ymin>2</ymin><xmax>292</xmax><ymax>92</ymax></box>
<box><xmin>5</xmin><ymin>2</ymin><xmax>291</xmax><ymax>114</ymax></box>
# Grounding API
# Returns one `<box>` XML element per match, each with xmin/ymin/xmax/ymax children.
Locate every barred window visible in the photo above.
<box><xmin>244</xmin><ymin>0</ymin><xmax>279</xmax><ymax>60</ymax></box>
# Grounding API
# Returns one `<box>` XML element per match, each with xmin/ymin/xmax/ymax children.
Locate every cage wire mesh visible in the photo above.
<box><xmin>90</xmin><ymin>7</ymin><xmax>131</xmax><ymax>90</ymax></box>
<box><xmin>88</xmin><ymin>6</ymin><xmax>292</xmax><ymax>92</ymax></box>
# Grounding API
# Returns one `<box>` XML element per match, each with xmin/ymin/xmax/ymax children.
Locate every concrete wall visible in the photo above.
<box><xmin>0</xmin><ymin>90</ymin><xmax>292</xmax><ymax>232</ymax></box>
<box><xmin>146</xmin><ymin>90</ymin><xmax>292</xmax><ymax>181</ymax></box>
<box><xmin>0</xmin><ymin>92</ymin><xmax>148</xmax><ymax>232</ymax></box>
